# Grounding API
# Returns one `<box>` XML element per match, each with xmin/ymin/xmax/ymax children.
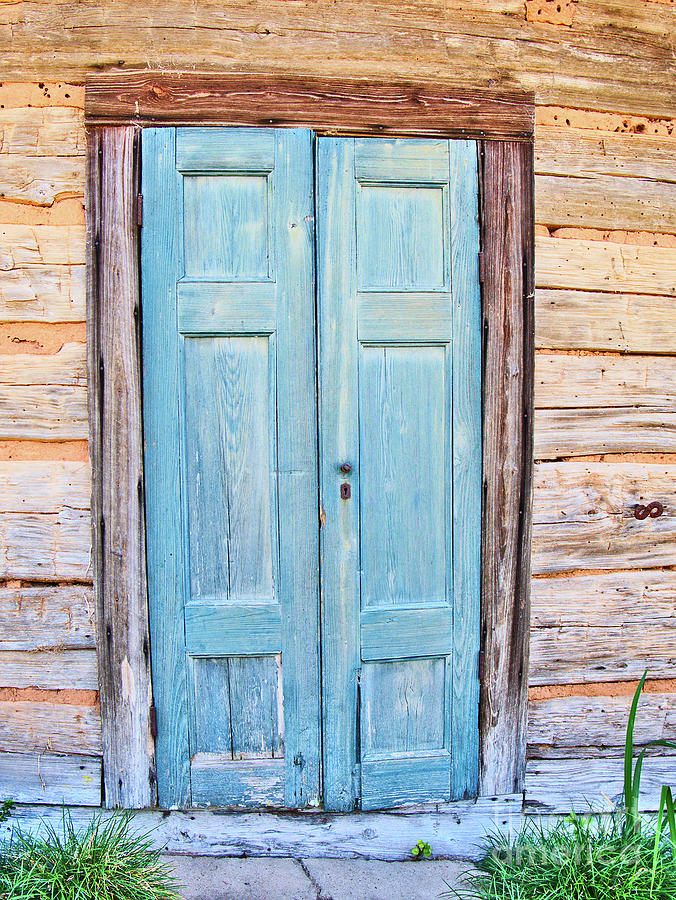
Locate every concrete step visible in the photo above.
<box><xmin>165</xmin><ymin>855</ymin><xmax>474</xmax><ymax>900</ymax></box>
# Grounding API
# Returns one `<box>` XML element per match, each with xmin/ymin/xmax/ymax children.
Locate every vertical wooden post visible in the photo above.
<box><xmin>479</xmin><ymin>140</ymin><xmax>534</xmax><ymax>795</ymax></box>
<box><xmin>86</xmin><ymin>126</ymin><xmax>156</xmax><ymax>808</ymax></box>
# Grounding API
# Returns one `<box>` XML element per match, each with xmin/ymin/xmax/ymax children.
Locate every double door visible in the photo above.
<box><xmin>142</xmin><ymin>127</ymin><xmax>481</xmax><ymax>812</ymax></box>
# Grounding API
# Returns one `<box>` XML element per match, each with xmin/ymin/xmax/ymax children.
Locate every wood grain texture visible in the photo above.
<box><xmin>535</xmin><ymin>289</ymin><xmax>676</xmax><ymax>354</ymax></box>
<box><xmin>0</xmin><ymin>796</ymin><xmax>524</xmax><ymax>860</ymax></box>
<box><xmin>0</xmin><ymin>700</ymin><xmax>101</xmax><ymax>755</ymax></box>
<box><xmin>0</xmin><ymin>225</ymin><xmax>84</xmax><ymax>267</ymax></box>
<box><xmin>532</xmin><ymin>462</ymin><xmax>676</xmax><ymax>572</ymax></box>
<box><xmin>87</xmin><ymin>126</ymin><xmax>155</xmax><ymax>808</ymax></box>
<box><xmin>535</xmin><ymin>173</ymin><xmax>676</xmax><ymax>234</ymax></box>
<box><xmin>0</xmin><ymin>106</ymin><xmax>85</xmax><ymax>156</ymax></box>
<box><xmin>0</xmin><ymin>156</ymin><xmax>84</xmax><ymax>206</ymax></box>
<box><xmin>0</xmin><ymin>383</ymin><xmax>86</xmax><ymax>439</ymax></box>
<box><xmin>533</xmin><ymin>462</ymin><xmax>676</xmax><ymax>524</ymax></box>
<box><xmin>535</xmin><ymin>128</ymin><xmax>676</xmax><ymax>184</ymax></box>
<box><xmin>531</xmin><ymin>570</ymin><xmax>676</xmax><ymax>628</ymax></box>
<box><xmin>0</xmin><ymin>508</ymin><xmax>90</xmax><ymax>580</ymax></box>
<box><xmin>0</xmin><ymin>266</ymin><xmax>85</xmax><ymax>323</ymax></box>
<box><xmin>529</xmin><ymin>624</ymin><xmax>676</xmax><ymax>685</ymax></box>
<box><xmin>535</xmin><ymin>353</ymin><xmax>676</xmax><ymax>409</ymax></box>
<box><xmin>0</xmin><ymin>460</ymin><xmax>89</xmax><ymax>512</ymax></box>
<box><xmin>0</xmin><ymin>650</ymin><xmax>98</xmax><ymax>690</ymax></box>
<box><xmin>0</xmin><ymin>751</ymin><xmax>100</xmax><ymax>806</ymax></box>
<box><xmin>0</xmin><ymin>342</ymin><xmax>86</xmax><ymax>385</ymax></box>
<box><xmin>535</xmin><ymin>237</ymin><xmax>676</xmax><ymax>296</ymax></box>
<box><xmin>525</xmin><ymin>756</ymin><xmax>676</xmax><ymax>814</ymax></box>
<box><xmin>479</xmin><ymin>141</ymin><xmax>534</xmax><ymax>795</ymax></box>
<box><xmin>534</xmin><ymin>407</ymin><xmax>676</xmax><ymax>459</ymax></box>
<box><xmin>1</xmin><ymin>1</ymin><xmax>674</xmax><ymax>114</ymax></box>
<box><xmin>528</xmin><ymin>692</ymin><xmax>675</xmax><ymax>751</ymax></box>
<box><xmin>86</xmin><ymin>74</ymin><xmax>533</xmax><ymax>140</ymax></box>
<box><xmin>0</xmin><ymin>584</ymin><xmax>94</xmax><ymax>651</ymax></box>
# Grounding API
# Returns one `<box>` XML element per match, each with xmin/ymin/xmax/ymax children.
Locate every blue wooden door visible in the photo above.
<box><xmin>317</xmin><ymin>138</ymin><xmax>482</xmax><ymax>810</ymax></box>
<box><xmin>143</xmin><ymin>129</ymin><xmax>481</xmax><ymax>812</ymax></box>
<box><xmin>142</xmin><ymin>128</ymin><xmax>321</xmax><ymax>808</ymax></box>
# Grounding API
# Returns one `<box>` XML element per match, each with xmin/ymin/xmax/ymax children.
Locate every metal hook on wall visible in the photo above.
<box><xmin>634</xmin><ymin>501</ymin><xmax>664</xmax><ymax>520</ymax></box>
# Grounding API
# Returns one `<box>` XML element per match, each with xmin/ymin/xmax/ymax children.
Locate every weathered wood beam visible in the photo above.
<box><xmin>85</xmin><ymin>74</ymin><xmax>534</xmax><ymax>141</ymax></box>
<box><xmin>479</xmin><ymin>140</ymin><xmax>534</xmax><ymax>795</ymax></box>
<box><xmin>0</xmin><ymin>699</ymin><xmax>101</xmax><ymax>755</ymax></box>
<box><xmin>535</xmin><ymin>289</ymin><xmax>676</xmax><ymax>355</ymax></box>
<box><xmin>0</xmin><ymin>650</ymin><xmax>98</xmax><ymax>690</ymax></box>
<box><xmin>1</xmin><ymin>796</ymin><xmax>523</xmax><ymax>860</ymax></box>
<box><xmin>534</xmin><ymin>407</ymin><xmax>676</xmax><ymax>459</ymax></box>
<box><xmin>528</xmin><ymin>691</ymin><xmax>675</xmax><ymax>751</ymax></box>
<box><xmin>0</xmin><ymin>752</ymin><xmax>101</xmax><ymax>806</ymax></box>
<box><xmin>531</xmin><ymin>570</ymin><xmax>676</xmax><ymax>628</ymax></box>
<box><xmin>0</xmin><ymin>266</ymin><xmax>85</xmax><ymax>323</ymax></box>
<box><xmin>0</xmin><ymin>585</ymin><xmax>95</xmax><ymax>651</ymax></box>
<box><xmin>0</xmin><ymin>509</ymin><xmax>90</xmax><ymax>580</ymax></box>
<box><xmin>86</xmin><ymin>126</ymin><xmax>155</xmax><ymax>808</ymax></box>
<box><xmin>1</xmin><ymin>1</ymin><xmax>673</xmax><ymax>114</ymax></box>
<box><xmin>530</xmin><ymin>625</ymin><xmax>676</xmax><ymax>685</ymax></box>
<box><xmin>525</xmin><ymin>756</ymin><xmax>676</xmax><ymax>814</ymax></box>
<box><xmin>535</xmin><ymin>237</ymin><xmax>676</xmax><ymax>296</ymax></box>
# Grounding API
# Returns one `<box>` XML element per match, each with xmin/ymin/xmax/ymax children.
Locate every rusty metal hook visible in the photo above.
<box><xmin>634</xmin><ymin>501</ymin><xmax>664</xmax><ymax>520</ymax></box>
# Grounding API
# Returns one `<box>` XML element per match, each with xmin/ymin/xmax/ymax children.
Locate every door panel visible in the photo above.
<box><xmin>317</xmin><ymin>137</ymin><xmax>481</xmax><ymax>811</ymax></box>
<box><xmin>142</xmin><ymin>127</ymin><xmax>320</xmax><ymax>809</ymax></box>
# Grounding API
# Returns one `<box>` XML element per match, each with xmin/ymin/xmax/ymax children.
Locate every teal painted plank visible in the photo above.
<box><xmin>354</xmin><ymin>138</ymin><xmax>449</xmax><ymax>184</ymax></box>
<box><xmin>190</xmin><ymin>755</ymin><xmax>285</xmax><ymax>808</ymax></box>
<box><xmin>228</xmin><ymin>655</ymin><xmax>283</xmax><ymax>760</ymax></box>
<box><xmin>176</xmin><ymin>127</ymin><xmax>275</xmax><ymax>173</ymax></box>
<box><xmin>356</xmin><ymin>182</ymin><xmax>449</xmax><ymax>290</ymax></box>
<box><xmin>360</xmin><ymin>660</ymin><xmax>446</xmax><ymax>754</ymax></box>
<box><xmin>177</xmin><ymin>281</ymin><xmax>276</xmax><ymax>334</ymax></box>
<box><xmin>184</xmin><ymin>603</ymin><xmax>282</xmax><ymax>656</ymax></box>
<box><xmin>361</xmin><ymin>753</ymin><xmax>452</xmax><ymax>811</ymax></box>
<box><xmin>359</xmin><ymin>345</ymin><xmax>447</xmax><ymax>609</ymax></box>
<box><xmin>183</xmin><ymin>173</ymin><xmax>271</xmax><ymax>279</ymax></box>
<box><xmin>360</xmin><ymin>607</ymin><xmax>452</xmax><ymax>660</ymax></box>
<box><xmin>450</xmin><ymin>140</ymin><xmax>482</xmax><ymax>800</ymax></box>
<box><xmin>183</xmin><ymin>335</ymin><xmax>276</xmax><ymax>602</ymax></box>
<box><xmin>273</xmin><ymin>129</ymin><xmax>322</xmax><ymax>808</ymax></box>
<box><xmin>357</xmin><ymin>291</ymin><xmax>452</xmax><ymax>342</ymax></box>
<box><xmin>142</xmin><ymin>127</ymin><xmax>191</xmax><ymax>808</ymax></box>
<box><xmin>190</xmin><ymin>658</ymin><xmax>232</xmax><ymax>755</ymax></box>
<box><xmin>316</xmin><ymin>137</ymin><xmax>361</xmax><ymax>812</ymax></box>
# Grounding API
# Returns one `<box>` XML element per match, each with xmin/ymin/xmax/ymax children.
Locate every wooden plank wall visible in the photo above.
<box><xmin>0</xmin><ymin>0</ymin><xmax>673</xmax><ymax>809</ymax></box>
<box><xmin>0</xmin><ymin>82</ymin><xmax>101</xmax><ymax>805</ymax></box>
<box><xmin>528</xmin><ymin>103</ymin><xmax>676</xmax><ymax>792</ymax></box>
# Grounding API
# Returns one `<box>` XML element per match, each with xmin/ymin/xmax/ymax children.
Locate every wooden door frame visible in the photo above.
<box><xmin>85</xmin><ymin>73</ymin><xmax>534</xmax><ymax>809</ymax></box>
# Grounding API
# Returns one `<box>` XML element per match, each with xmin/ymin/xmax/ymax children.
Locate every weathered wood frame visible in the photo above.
<box><xmin>85</xmin><ymin>74</ymin><xmax>534</xmax><ymax>808</ymax></box>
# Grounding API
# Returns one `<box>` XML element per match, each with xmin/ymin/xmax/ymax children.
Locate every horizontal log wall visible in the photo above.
<box><xmin>0</xmin><ymin>83</ymin><xmax>99</xmax><ymax>805</ymax></box>
<box><xmin>530</xmin><ymin>100</ymin><xmax>676</xmax><ymax>767</ymax></box>
<box><xmin>0</xmin><ymin>0</ymin><xmax>673</xmax><ymax>808</ymax></box>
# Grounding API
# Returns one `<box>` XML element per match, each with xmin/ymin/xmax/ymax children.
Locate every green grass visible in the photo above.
<box><xmin>444</xmin><ymin>671</ymin><xmax>676</xmax><ymax>899</ymax></box>
<box><xmin>0</xmin><ymin>810</ymin><xmax>181</xmax><ymax>900</ymax></box>
<box><xmin>445</xmin><ymin>812</ymin><xmax>676</xmax><ymax>900</ymax></box>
